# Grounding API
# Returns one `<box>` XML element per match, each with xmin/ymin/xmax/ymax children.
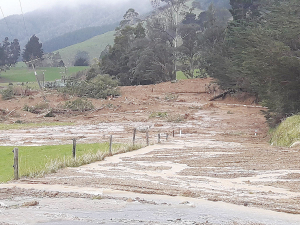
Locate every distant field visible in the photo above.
<box><xmin>0</xmin><ymin>66</ymin><xmax>89</xmax><ymax>83</ymax></box>
<box><xmin>58</xmin><ymin>31</ymin><xmax>115</xmax><ymax>66</ymax></box>
<box><xmin>0</xmin><ymin>143</ymin><xmax>114</xmax><ymax>183</ymax></box>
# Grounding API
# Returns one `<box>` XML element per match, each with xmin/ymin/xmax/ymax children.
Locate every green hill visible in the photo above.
<box><xmin>57</xmin><ymin>31</ymin><xmax>115</xmax><ymax>66</ymax></box>
<box><xmin>43</xmin><ymin>23</ymin><xmax>118</xmax><ymax>53</ymax></box>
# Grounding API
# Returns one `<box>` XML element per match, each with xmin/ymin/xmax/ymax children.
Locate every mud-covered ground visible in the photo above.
<box><xmin>0</xmin><ymin>78</ymin><xmax>300</xmax><ymax>224</ymax></box>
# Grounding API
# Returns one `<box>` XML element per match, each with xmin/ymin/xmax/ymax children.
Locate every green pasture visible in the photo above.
<box><xmin>0</xmin><ymin>142</ymin><xmax>118</xmax><ymax>183</ymax></box>
<box><xmin>58</xmin><ymin>31</ymin><xmax>115</xmax><ymax>66</ymax></box>
<box><xmin>0</xmin><ymin>66</ymin><xmax>89</xmax><ymax>83</ymax></box>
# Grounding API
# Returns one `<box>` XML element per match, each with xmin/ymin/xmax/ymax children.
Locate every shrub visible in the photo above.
<box><xmin>65</xmin><ymin>98</ymin><xmax>94</xmax><ymax>112</ymax></box>
<box><xmin>23</xmin><ymin>102</ymin><xmax>49</xmax><ymax>114</ymax></box>
<box><xmin>149</xmin><ymin>112</ymin><xmax>168</xmax><ymax>118</ymax></box>
<box><xmin>1</xmin><ymin>87</ymin><xmax>14</xmax><ymax>100</ymax></box>
<box><xmin>62</xmin><ymin>74</ymin><xmax>120</xmax><ymax>99</ymax></box>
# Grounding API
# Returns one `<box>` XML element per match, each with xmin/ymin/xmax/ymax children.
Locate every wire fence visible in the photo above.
<box><xmin>9</xmin><ymin>128</ymin><xmax>180</xmax><ymax>181</ymax></box>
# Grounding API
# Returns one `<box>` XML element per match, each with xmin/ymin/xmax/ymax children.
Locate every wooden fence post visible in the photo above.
<box><xmin>13</xmin><ymin>148</ymin><xmax>19</xmax><ymax>180</ymax></box>
<box><xmin>109</xmin><ymin>135</ymin><xmax>113</xmax><ymax>156</ymax></box>
<box><xmin>146</xmin><ymin>129</ymin><xmax>149</xmax><ymax>146</ymax></box>
<box><xmin>173</xmin><ymin>130</ymin><xmax>175</xmax><ymax>137</ymax></box>
<box><xmin>73</xmin><ymin>139</ymin><xmax>76</xmax><ymax>159</ymax></box>
<box><xmin>133</xmin><ymin>128</ymin><xmax>137</xmax><ymax>146</ymax></box>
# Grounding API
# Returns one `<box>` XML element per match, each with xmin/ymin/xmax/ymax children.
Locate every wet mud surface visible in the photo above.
<box><xmin>1</xmin><ymin>79</ymin><xmax>300</xmax><ymax>224</ymax></box>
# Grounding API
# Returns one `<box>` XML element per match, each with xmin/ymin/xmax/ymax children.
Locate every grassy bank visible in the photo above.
<box><xmin>0</xmin><ymin>142</ymin><xmax>139</xmax><ymax>183</ymax></box>
<box><xmin>270</xmin><ymin>115</ymin><xmax>300</xmax><ymax>147</ymax></box>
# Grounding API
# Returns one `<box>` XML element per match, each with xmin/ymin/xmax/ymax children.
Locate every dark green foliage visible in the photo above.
<box><xmin>178</xmin><ymin>4</ymin><xmax>231</xmax><ymax>79</ymax></box>
<box><xmin>0</xmin><ymin>37</ymin><xmax>20</xmax><ymax>67</ymax></box>
<box><xmin>22</xmin><ymin>35</ymin><xmax>44</xmax><ymax>65</ymax></box>
<box><xmin>202</xmin><ymin>0</ymin><xmax>300</xmax><ymax>126</ymax></box>
<box><xmin>9</xmin><ymin>39</ymin><xmax>21</xmax><ymax>65</ymax></box>
<box><xmin>74</xmin><ymin>58</ymin><xmax>89</xmax><ymax>67</ymax></box>
<box><xmin>101</xmin><ymin>15</ymin><xmax>175</xmax><ymax>86</ymax></box>
<box><xmin>74</xmin><ymin>51</ymin><xmax>89</xmax><ymax>66</ymax></box>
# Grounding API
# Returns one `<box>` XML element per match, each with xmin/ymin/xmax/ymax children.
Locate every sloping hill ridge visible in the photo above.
<box><xmin>43</xmin><ymin>23</ymin><xmax>118</xmax><ymax>53</ymax></box>
<box><xmin>57</xmin><ymin>31</ymin><xmax>115</xmax><ymax>66</ymax></box>
<box><xmin>0</xmin><ymin>1</ymin><xmax>152</xmax><ymax>49</ymax></box>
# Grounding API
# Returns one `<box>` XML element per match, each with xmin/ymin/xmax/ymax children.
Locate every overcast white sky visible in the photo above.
<box><xmin>0</xmin><ymin>0</ymin><xmax>132</xmax><ymax>17</ymax></box>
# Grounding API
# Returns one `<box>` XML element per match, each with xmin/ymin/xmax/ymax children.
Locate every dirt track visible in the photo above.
<box><xmin>0</xmin><ymin>78</ymin><xmax>300</xmax><ymax>224</ymax></box>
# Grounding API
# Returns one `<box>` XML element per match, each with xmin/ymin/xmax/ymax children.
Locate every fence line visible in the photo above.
<box><xmin>11</xmin><ymin>128</ymin><xmax>181</xmax><ymax>180</ymax></box>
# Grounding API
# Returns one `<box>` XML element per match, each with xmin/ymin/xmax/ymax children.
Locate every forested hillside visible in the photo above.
<box><xmin>43</xmin><ymin>23</ymin><xmax>119</xmax><ymax>53</ymax></box>
<box><xmin>0</xmin><ymin>1</ymin><xmax>152</xmax><ymax>50</ymax></box>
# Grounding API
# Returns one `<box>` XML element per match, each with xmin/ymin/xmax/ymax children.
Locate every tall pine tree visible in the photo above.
<box><xmin>22</xmin><ymin>35</ymin><xmax>43</xmax><ymax>66</ymax></box>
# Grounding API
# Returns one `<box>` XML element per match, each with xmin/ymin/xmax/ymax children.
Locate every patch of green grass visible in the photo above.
<box><xmin>0</xmin><ymin>143</ymin><xmax>107</xmax><ymax>182</ymax></box>
<box><xmin>0</xmin><ymin>67</ymin><xmax>88</xmax><ymax>83</ymax></box>
<box><xmin>271</xmin><ymin>115</ymin><xmax>300</xmax><ymax>147</ymax></box>
<box><xmin>0</xmin><ymin>122</ymin><xmax>74</xmax><ymax>130</ymax></box>
<box><xmin>176</xmin><ymin>71</ymin><xmax>188</xmax><ymax>80</ymax></box>
<box><xmin>176</xmin><ymin>69</ymin><xmax>208</xmax><ymax>80</ymax></box>
<box><xmin>0</xmin><ymin>142</ymin><xmax>139</xmax><ymax>183</ymax></box>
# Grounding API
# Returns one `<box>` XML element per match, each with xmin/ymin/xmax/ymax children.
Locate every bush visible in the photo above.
<box><xmin>270</xmin><ymin>115</ymin><xmax>300</xmax><ymax>147</ymax></box>
<box><xmin>65</xmin><ymin>98</ymin><xmax>94</xmax><ymax>112</ymax></box>
<box><xmin>23</xmin><ymin>103</ymin><xmax>49</xmax><ymax>114</ymax></box>
<box><xmin>1</xmin><ymin>87</ymin><xmax>14</xmax><ymax>100</ymax></box>
<box><xmin>62</xmin><ymin>74</ymin><xmax>120</xmax><ymax>99</ymax></box>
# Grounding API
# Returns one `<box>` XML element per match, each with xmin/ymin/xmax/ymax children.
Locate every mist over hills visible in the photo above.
<box><xmin>0</xmin><ymin>0</ymin><xmax>152</xmax><ymax>50</ymax></box>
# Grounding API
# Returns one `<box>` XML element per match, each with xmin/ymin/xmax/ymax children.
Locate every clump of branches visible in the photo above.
<box><xmin>61</xmin><ymin>74</ymin><xmax>120</xmax><ymax>99</ymax></box>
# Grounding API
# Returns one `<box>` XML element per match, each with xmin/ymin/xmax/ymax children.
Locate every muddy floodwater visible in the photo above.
<box><xmin>1</xmin><ymin>188</ymin><xmax>300</xmax><ymax>225</ymax></box>
<box><xmin>1</xmin><ymin>79</ymin><xmax>299</xmax><ymax>224</ymax></box>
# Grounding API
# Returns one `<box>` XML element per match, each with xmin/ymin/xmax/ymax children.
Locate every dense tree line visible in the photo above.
<box><xmin>90</xmin><ymin>0</ymin><xmax>299</xmax><ymax>126</ymax></box>
<box><xmin>201</xmin><ymin>0</ymin><xmax>300</xmax><ymax>126</ymax></box>
<box><xmin>99</xmin><ymin>1</ymin><xmax>231</xmax><ymax>84</ymax></box>
<box><xmin>101</xmin><ymin>8</ymin><xmax>175</xmax><ymax>85</ymax></box>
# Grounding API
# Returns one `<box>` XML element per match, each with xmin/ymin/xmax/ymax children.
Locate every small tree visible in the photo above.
<box><xmin>9</xmin><ymin>39</ymin><xmax>21</xmax><ymax>66</ymax></box>
<box><xmin>74</xmin><ymin>51</ymin><xmax>89</xmax><ymax>66</ymax></box>
<box><xmin>22</xmin><ymin>35</ymin><xmax>43</xmax><ymax>66</ymax></box>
